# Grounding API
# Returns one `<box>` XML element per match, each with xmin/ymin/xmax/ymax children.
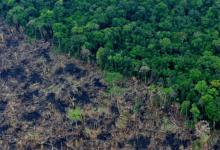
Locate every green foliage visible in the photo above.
<box><xmin>201</xmin><ymin>94</ymin><xmax>214</xmax><ymax>105</ymax></box>
<box><xmin>192</xmin><ymin>140</ymin><xmax>204</xmax><ymax>150</ymax></box>
<box><xmin>195</xmin><ymin>80</ymin><xmax>220</xmax><ymax>124</ymax></box>
<box><xmin>189</xmin><ymin>69</ymin><xmax>202</xmax><ymax>81</ymax></box>
<box><xmin>129</xmin><ymin>46</ymin><xmax>148</xmax><ymax>59</ymax></box>
<box><xmin>195</xmin><ymin>80</ymin><xmax>208</xmax><ymax>95</ymax></box>
<box><xmin>160</xmin><ymin>38</ymin><xmax>171</xmax><ymax>51</ymax></box>
<box><xmin>52</xmin><ymin>23</ymin><xmax>67</xmax><ymax>48</ymax></box>
<box><xmin>96</xmin><ymin>47</ymin><xmax>110</xmax><ymax>68</ymax></box>
<box><xmin>67</xmin><ymin>107</ymin><xmax>82</xmax><ymax>121</ymax></box>
<box><xmin>3</xmin><ymin>0</ymin><xmax>15</xmax><ymax>7</ymax></box>
<box><xmin>180</xmin><ymin>100</ymin><xmax>191</xmax><ymax>116</ymax></box>
<box><xmin>6</xmin><ymin>6</ymin><xmax>27</xmax><ymax>26</ymax></box>
<box><xmin>190</xmin><ymin>103</ymin><xmax>200</xmax><ymax>123</ymax></box>
<box><xmin>205</xmin><ymin>101</ymin><xmax>220</xmax><ymax>123</ymax></box>
<box><xmin>103</xmin><ymin>71</ymin><xmax>123</xmax><ymax>86</ymax></box>
<box><xmin>103</xmin><ymin>71</ymin><xmax>125</xmax><ymax>96</ymax></box>
<box><xmin>211</xmin><ymin>80</ymin><xmax>220</xmax><ymax>88</ymax></box>
<box><xmin>52</xmin><ymin>23</ymin><xmax>67</xmax><ymax>39</ymax></box>
<box><xmin>1</xmin><ymin>0</ymin><xmax>220</xmax><ymax>127</ymax></box>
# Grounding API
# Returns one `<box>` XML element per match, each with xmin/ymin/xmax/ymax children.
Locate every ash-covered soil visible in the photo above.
<box><xmin>0</xmin><ymin>22</ymin><xmax>198</xmax><ymax>150</ymax></box>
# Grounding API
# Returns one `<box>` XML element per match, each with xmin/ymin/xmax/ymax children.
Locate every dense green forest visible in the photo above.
<box><xmin>0</xmin><ymin>0</ymin><xmax>220</xmax><ymax>127</ymax></box>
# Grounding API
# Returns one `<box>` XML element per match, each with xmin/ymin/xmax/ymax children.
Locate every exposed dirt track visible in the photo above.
<box><xmin>0</xmin><ymin>21</ymin><xmax>216</xmax><ymax>150</ymax></box>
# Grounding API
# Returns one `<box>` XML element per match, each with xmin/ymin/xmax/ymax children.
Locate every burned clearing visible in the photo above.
<box><xmin>0</xmin><ymin>22</ymin><xmax>216</xmax><ymax>150</ymax></box>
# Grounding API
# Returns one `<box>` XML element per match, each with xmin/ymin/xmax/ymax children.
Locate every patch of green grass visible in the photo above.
<box><xmin>103</xmin><ymin>71</ymin><xmax>123</xmax><ymax>86</ymax></box>
<box><xmin>67</xmin><ymin>107</ymin><xmax>82</xmax><ymax>121</ymax></box>
<box><xmin>103</xmin><ymin>71</ymin><xmax>126</xmax><ymax>96</ymax></box>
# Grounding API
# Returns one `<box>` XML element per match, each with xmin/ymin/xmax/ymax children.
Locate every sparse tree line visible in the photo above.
<box><xmin>0</xmin><ymin>0</ymin><xmax>220</xmax><ymax>127</ymax></box>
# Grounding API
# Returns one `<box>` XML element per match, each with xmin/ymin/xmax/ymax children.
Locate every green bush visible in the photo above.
<box><xmin>103</xmin><ymin>71</ymin><xmax>123</xmax><ymax>86</ymax></box>
<box><xmin>67</xmin><ymin>107</ymin><xmax>82</xmax><ymax>122</ymax></box>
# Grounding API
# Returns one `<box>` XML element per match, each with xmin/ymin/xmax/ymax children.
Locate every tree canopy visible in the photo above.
<box><xmin>1</xmin><ymin>0</ymin><xmax>220</xmax><ymax>127</ymax></box>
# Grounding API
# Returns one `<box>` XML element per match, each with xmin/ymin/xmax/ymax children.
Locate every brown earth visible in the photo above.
<box><xmin>0</xmin><ymin>21</ymin><xmax>218</xmax><ymax>150</ymax></box>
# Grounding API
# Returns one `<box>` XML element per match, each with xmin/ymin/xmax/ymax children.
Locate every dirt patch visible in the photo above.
<box><xmin>163</xmin><ymin>133</ymin><xmax>190</xmax><ymax>150</ymax></box>
<box><xmin>0</xmin><ymin>66</ymin><xmax>26</xmax><ymax>81</ymax></box>
<box><xmin>110</xmin><ymin>104</ymin><xmax>120</xmax><ymax>116</ymax></box>
<box><xmin>47</xmin><ymin>93</ymin><xmax>68</xmax><ymax>113</ymax></box>
<box><xmin>129</xmin><ymin>135</ymin><xmax>150</xmax><ymax>149</ymax></box>
<box><xmin>64</xmin><ymin>63</ymin><xmax>86</xmax><ymax>79</ymax></box>
<box><xmin>86</xmin><ymin>118</ymin><xmax>99</xmax><ymax>129</ymax></box>
<box><xmin>22</xmin><ymin>111</ymin><xmax>41</xmax><ymax>122</ymax></box>
<box><xmin>5</xmin><ymin>38</ymin><xmax>18</xmax><ymax>47</ymax></box>
<box><xmin>117</xmin><ymin>142</ymin><xmax>125</xmax><ymax>148</ymax></box>
<box><xmin>0</xmin><ymin>100</ymin><xmax>7</xmax><ymax>112</ymax></box>
<box><xmin>37</xmin><ymin>48</ymin><xmax>51</xmax><ymax>62</ymax></box>
<box><xmin>97</xmin><ymin>132</ymin><xmax>112</xmax><ymax>141</ymax></box>
<box><xmin>0</xmin><ymin>125</ymin><xmax>10</xmax><ymax>135</ymax></box>
<box><xmin>93</xmin><ymin>78</ymin><xmax>107</xmax><ymax>89</ymax></box>
<box><xmin>54</xmin><ymin>67</ymin><xmax>64</xmax><ymax>75</ymax></box>
<box><xmin>71</xmin><ymin>89</ymin><xmax>91</xmax><ymax>105</ymax></box>
<box><xmin>213</xmin><ymin>139</ymin><xmax>220</xmax><ymax>150</ymax></box>
<box><xmin>29</xmin><ymin>72</ymin><xmax>43</xmax><ymax>84</ymax></box>
<box><xmin>19</xmin><ymin>90</ymin><xmax>39</xmax><ymax>102</ymax></box>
